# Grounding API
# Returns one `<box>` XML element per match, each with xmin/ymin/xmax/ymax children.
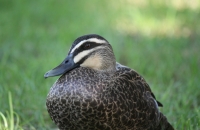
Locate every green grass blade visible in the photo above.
<box><xmin>0</xmin><ymin>112</ymin><xmax>8</xmax><ymax>128</ymax></box>
<box><xmin>8</xmin><ymin>92</ymin><xmax>14</xmax><ymax>130</ymax></box>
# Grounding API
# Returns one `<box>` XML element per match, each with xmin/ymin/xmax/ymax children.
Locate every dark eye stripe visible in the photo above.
<box><xmin>81</xmin><ymin>42</ymin><xmax>102</xmax><ymax>50</ymax></box>
<box><xmin>73</xmin><ymin>42</ymin><xmax>104</xmax><ymax>58</ymax></box>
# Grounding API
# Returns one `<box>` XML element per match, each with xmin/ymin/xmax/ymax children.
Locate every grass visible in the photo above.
<box><xmin>0</xmin><ymin>92</ymin><xmax>22</xmax><ymax>130</ymax></box>
<box><xmin>0</xmin><ymin>0</ymin><xmax>199</xmax><ymax>129</ymax></box>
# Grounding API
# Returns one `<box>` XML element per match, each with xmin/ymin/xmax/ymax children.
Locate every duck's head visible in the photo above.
<box><xmin>44</xmin><ymin>34</ymin><xmax>116</xmax><ymax>78</ymax></box>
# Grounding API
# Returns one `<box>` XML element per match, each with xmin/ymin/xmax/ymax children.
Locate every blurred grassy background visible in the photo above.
<box><xmin>0</xmin><ymin>0</ymin><xmax>199</xmax><ymax>129</ymax></box>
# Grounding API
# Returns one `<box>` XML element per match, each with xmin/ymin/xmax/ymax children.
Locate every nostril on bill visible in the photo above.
<box><xmin>65</xmin><ymin>60</ymin><xmax>69</xmax><ymax>63</ymax></box>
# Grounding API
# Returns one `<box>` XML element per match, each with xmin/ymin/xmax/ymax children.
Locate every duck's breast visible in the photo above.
<box><xmin>46</xmin><ymin>67</ymin><xmax>112</xmax><ymax>129</ymax></box>
<box><xmin>46</xmin><ymin>67</ymin><xmax>160</xmax><ymax>130</ymax></box>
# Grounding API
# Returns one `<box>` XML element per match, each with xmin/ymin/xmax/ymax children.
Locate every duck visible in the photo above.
<box><xmin>44</xmin><ymin>34</ymin><xmax>174</xmax><ymax>130</ymax></box>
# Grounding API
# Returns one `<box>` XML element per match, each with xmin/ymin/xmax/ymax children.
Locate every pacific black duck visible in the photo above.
<box><xmin>44</xmin><ymin>34</ymin><xmax>174</xmax><ymax>130</ymax></box>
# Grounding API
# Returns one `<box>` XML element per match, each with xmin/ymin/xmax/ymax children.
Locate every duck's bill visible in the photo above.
<box><xmin>44</xmin><ymin>54</ymin><xmax>79</xmax><ymax>78</ymax></box>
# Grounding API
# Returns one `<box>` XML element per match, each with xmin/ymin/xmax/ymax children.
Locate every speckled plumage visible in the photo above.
<box><xmin>45</xmin><ymin>34</ymin><xmax>174</xmax><ymax>130</ymax></box>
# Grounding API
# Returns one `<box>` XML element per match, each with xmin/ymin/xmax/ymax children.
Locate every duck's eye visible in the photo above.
<box><xmin>84</xmin><ymin>43</ymin><xmax>91</xmax><ymax>49</ymax></box>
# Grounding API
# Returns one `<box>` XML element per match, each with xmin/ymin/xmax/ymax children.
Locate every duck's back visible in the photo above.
<box><xmin>46</xmin><ymin>64</ymin><xmax>172</xmax><ymax>130</ymax></box>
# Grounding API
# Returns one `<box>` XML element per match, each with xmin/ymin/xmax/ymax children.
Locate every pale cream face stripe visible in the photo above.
<box><xmin>73</xmin><ymin>46</ymin><xmax>104</xmax><ymax>64</ymax></box>
<box><xmin>70</xmin><ymin>38</ymin><xmax>107</xmax><ymax>54</ymax></box>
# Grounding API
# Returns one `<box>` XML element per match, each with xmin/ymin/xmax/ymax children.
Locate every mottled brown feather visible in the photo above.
<box><xmin>46</xmin><ymin>63</ymin><xmax>174</xmax><ymax>130</ymax></box>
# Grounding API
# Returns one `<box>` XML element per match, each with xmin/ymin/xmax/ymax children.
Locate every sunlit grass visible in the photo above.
<box><xmin>112</xmin><ymin>0</ymin><xmax>200</xmax><ymax>37</ymax></box>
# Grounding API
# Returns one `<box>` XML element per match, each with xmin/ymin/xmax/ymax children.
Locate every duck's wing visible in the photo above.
<box><xmin>114</xmin><ymin>63</ymin><xmax>174</xmax><ymax>129</ymax></box>
<box><xmin>116</xmin><ymin>62</ymin><xmax>162</xmax><ymax>107</ymax></box>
